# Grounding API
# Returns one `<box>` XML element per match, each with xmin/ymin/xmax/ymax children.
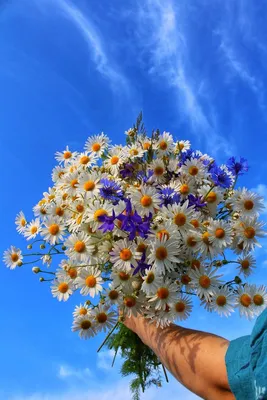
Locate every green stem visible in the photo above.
<box><xmin>97</xmin><ymin>321</ymin><xmax>119</xmax><ymax>353</ymax></box>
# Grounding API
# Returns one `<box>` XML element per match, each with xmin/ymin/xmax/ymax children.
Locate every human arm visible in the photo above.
<box><xmin>123</xmin><ymin>314</ymin><xmax>234</xmax><ymax>400</ymax></box>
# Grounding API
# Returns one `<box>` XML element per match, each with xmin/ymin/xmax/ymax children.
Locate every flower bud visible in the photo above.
<box><xmin>85</xmin><ymin>300</ymin><xmax>91</xmax><ymax>306</ymax></box>
<box><xmin>32</xmin><ymin>267</ymin><xmax>40</xmax><ymax>274</ymax></box>
<box><xmin>39</xmin><ymin>277</ymin><xmax>45</xmax><ymax>282</ymax></box>
<box><xmin>234</xmin><ymin>276</ymin><xmax>242</xmax><ymax>284</ymax></box>
<box><xmin>222</xmin><ymin>260</ymin><xmax>228</xmax><ymax>265</ymax></box>
<box><xmin>27</xmin><ymin>244</ymin><xmax>33</xmax><ymax>250</ymax></box>
<box><xmin>61</xmin><ymin>245</ymin><xmax>67</xmax><ymax>251</ymax></box>
<box><xmin>17</xmin><ymin>261</ymin><xmax>23</xmax><ymax>267</ymax></box>
<box><xmin>40</xmin><ymin>244</ymin><xmax>46</xmax><ymax>249</ymax></box>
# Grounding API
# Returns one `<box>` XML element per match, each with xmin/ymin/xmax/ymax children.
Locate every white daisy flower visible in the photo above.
<box><xmin>55</xmin><ymin>146</ymin><xmax>78</xmax><ymax>165</ymax></box>
<box><xmin>104</xmin><ymin>146</ymin><xmax>126</xmax><ymax>175</ymax></box>
<box><xmin>175</xmin><ymin>177</ymin><xmax>196</xmax><ymax>199</ymax></box>
<box><xmin>141</xmin><ymin>268</ymin><xmax>163</xmax><ymax>295</ymax></box>
<box><xmin>63</xmin><ymin>171</ymin><xmax>79</xmax><ymax>196</ymax></box>
<box><xmin>51</xmin><ymin>277</ymin><xmax>74</xmax><ymax>302</ymax></box>
<box><xmin>92</xmin><ymin>304</ymin><xmax>117</xmax><ymax>333</ymax></box>
<box><xmin>72</xmin><ymin>314</ymin><xmax>96</xmax><ymax>339</ymax></box>
<box><xmin>175</xmin><ymin>140</ymin><xmax>191</xmax><ymax>153</ymax></box>
<box><xmin>33</xmin><ymin>200</ymin><xmax>48</xmax><ymax>219</ymax></box>
<box><xmin>237</xmin><ymin>254</ymin><xmax>256</xmax><ymax>277</ymax></box>
<box><xmin>170</xmin><ymin>294</ymin><xmax>193</xmax><ymax>321</ymax></box>
<box><xmin>126</xmin><ymin>144</ymin><xmax>145</xmax><ymax>159</ymax></box>
<box><xmin>84</xmin><ymin>133</ymin><xmax>110</xmax><ymax>157</ymax></box>
<box><xmin>111</xmin><ymin>269</ymin><xmax>133</xmax><ymax>292</ymax></box>
<box><xmin>156</xmin><ymin>131</ymin><xmax>174</xmax><ymax>155</ymax></box>
<box><xmin>148</xmin><ymin>159</ymin><xmax>167</xmax><ymax>183</ymax></box>
<box><xmin>15</xmin><ymin>211</ymin><xmax>27</xmax><ymax>234</ymax></box>
<box><xmin>109</xmin><ymin>239</ymin><xmax>140</xmax><ymax>272</ymax></box>
<box><xmin>120</xmin><ymin>294</ymin><xmax>142</xmax><ymax>317</ymax></box>
<box><xmin>189</xmin><ymin>266</ymin><xmax>223</xmax><ymax>302</ymax></box>
<box><xmin>75</xmin><ymin>266</ymin><xmax>103</xmax><ymax>297</ymax></box>
<box><xmin>250</xmin><ymin>284</ymin><xmax>267</xmax><ymax>316</ymax></box>
<box><xmin>73</xmin><ymin>303</ymin><xmax>92</xmax><ymax>318</ymax></box>
<box><xmin>233</xmin><ymin>188</ymin><xmax>265</xmax><ymax>216</ymax></box>
<box><xmin>198</xmin><ymin>185</ymin><xmax>223</xmax><ymax>217</ymax></box>
<box><xmin>208</xmin><ymin>219</ymin><xmax>233</xmax><ymax>249</ymax></box>
<box><xmin>3</xmin><ymin>246</ymin><xmax>23</xmax><ymax>269</ymax></box>
<box><xmin>234</xmin><ymin>217</ymin><xmax>266</xmax><ymax>252</ymax></box>
<box><xmin>41</xmin><ymin>217</ymin><xmax>65</xmax><ymax>245</ymax></box>
<box><xmin>76</xmin><ymin>152</ymin><xmax>97</xmax><ymax>169</ymax></box>
<box><xmin>24</xmin><ymin>218</ymin><xmax>41</xmax><ymax>240</ymax></box>
<box><xmin>161</xmin><ymin>200</ymin><xmax>195</xmax><ymax>234</ymax></box>
<box><xmin>129</xmin><ymin>185</ymin><xmax>161</xmax><ymax>217</ymax></box>
<box><xmin>147</xmin><ymin>236</ymin><xmax>181</xmax><ymax>275</ymax></box>
<box><xmin>64</xmin><ymin>232</ymin><xmax>94</xmax><ymax>263</ymax></box>
<box><xmin>180</xmin><ymin>158</ymin><xmax>205</xmax><ymax>181</ymax></box>
<box><xmin>234</xmin><ymin>284</ymin><xmax>255</xmax><ymax>319</ymax></box>
<box><xmin>51</xmin><ymin>165</ymin><xmax>66</xmax><ymax>183</ymax></box>
<box><xmin>148</xmin><ymin>279</ymin><xmax>178</xmax><ymax>310</ymax></box>
<box><xmin>77</xmin><ymin>171</ymin><xmax>102</xmax><ymax>198</ymax></box>
<box><xmin>104</xmin><ymin>284</ymin><xmax>122</xmax><ymax>305</ymax></box>
<box><xmin>210</xmin><ymin>286</ymin><xmax>235</xmax><ymax>317</ymax></box>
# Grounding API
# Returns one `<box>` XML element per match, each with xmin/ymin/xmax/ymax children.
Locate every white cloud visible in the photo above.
<box><xmin>97</xmin><ymin>349</ymin><xmax>115</xmax><ymax>370</ymax></box>
<box><xmin>135</xmin><ymin>0</ymin><xmax>230</xmax><ymax>156</ymax></box>
<box><xmin>251</xmin><ymin>184</ymin><xmax>267</xmax><ymax>214</ymax></box>
<box><xmin>57</xmin><ymin>364</ymin><xmax>91</xmax><ymax>381</ymax></box>
<box><xmin>7</xmin><ymin>378</ymin><xmax>200</xmax><ymax>400</ymax></box>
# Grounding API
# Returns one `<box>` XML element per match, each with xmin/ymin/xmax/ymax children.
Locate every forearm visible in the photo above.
<box><xmin>124</xmin><ymin>315</ymin><xmax>234</xmax><ymax>400</ymax></box>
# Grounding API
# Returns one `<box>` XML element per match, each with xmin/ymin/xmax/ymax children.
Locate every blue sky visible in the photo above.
<box><xmin>1</xmin><ymin>0</ymin><xmax>267</xmax><ymax>399</ymax></box>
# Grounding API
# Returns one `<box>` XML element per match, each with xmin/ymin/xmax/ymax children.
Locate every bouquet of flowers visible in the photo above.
<box><xmin>4</xmin><ymin>114</ymin><xmax>267</xmax><ymax>399</ymax></box>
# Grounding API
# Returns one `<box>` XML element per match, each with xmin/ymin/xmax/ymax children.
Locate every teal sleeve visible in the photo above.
<box><xmin>225</xmin><ymin>308</ymin><xmax>267</xmax><ymax>400</ymax></box>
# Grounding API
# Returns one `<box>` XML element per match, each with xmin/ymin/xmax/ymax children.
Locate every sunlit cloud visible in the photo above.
<box><xmin>57</xmin><ymin>364</ymin><xmax>92</xmax><ymax>381</ymax></box>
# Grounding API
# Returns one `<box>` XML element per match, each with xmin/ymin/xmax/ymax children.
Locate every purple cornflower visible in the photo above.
<box><xmin>98</xmin><ymin>210</ymin><xmax>116</xmax><ymax>232</ymax></box>
<box><xmin>133</xmin><ymin>253</ymin><xmax>150</xmax><ymax>275</ymax></box>
<box><xmin>159</xmin><ymin>187</ymin><xmax>180</xmax><ymax>206</ymax></box>
<box><xmin>227</xmin><ymin>157</ymin><xmax>249</xmax><ymax>176</ymax></box>
<box><xmin>188</xmin><ymin>194</ymin><xmax>206</xmax><ymax>209</ymax></box>
<box><xmin>120</xmin><ymin>163</ymin><xmax>135</xmax><ymax>179</ymax></box>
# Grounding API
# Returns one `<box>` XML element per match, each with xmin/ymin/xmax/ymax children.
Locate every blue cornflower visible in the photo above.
<box><xmin>117</xmin><ymin>211</ymin><xmax>152</xmax><ymax>240</ymax></box>
<box><xmin>99</xmin><ymin>179</ymin><xmax>124</xmax><ymax>204</ymax></box>
<box><xmin>188</xmin><ymin>194</ymin><xmax>206</xmax><ymax>209</ymax></box>
<box><xmin>210</xmin><ymin>165</ymin><xmax>232</xmax><ymax>188</ymax></box>
<box><xmin>137</xmin><ymin>170</ymin><xmax>153</xmax><ymax>183</ymax></box>
<box><xmin>159</xmin><ymin>187</ymin><xmax>180</xmax><ymax>206</ymax></box>
<box><xmin>227</xmin><ymin>157</ymin><xmax>249</xmax><ymax>176</ymax></box>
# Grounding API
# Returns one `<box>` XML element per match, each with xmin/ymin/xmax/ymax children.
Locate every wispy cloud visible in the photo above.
<box><xmin>135</xmin><ymin>0</ymin><xmax>230</xmax><ymax>155</ymax></box>
<box><xmin>97</xmin><ymin>349</ymin><xmax>115</xmax><ymax>371</ymax></box>
<box><xmin>57</xmin><ymin>364</ymin><xmax>91</xmax><ymax>381</ymax></box>
<box><xmin>51</xmin><ymin>0</ymin><xmax>131</xmax><ymax>95</ymax></box>
<box><xmin>252</xmin><ymin>184</ymin><xmax>267</xmax><ymax>214</ymax></box>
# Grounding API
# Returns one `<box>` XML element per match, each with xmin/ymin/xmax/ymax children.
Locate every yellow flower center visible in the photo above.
<box><xmin>175</xmin><ymin>302</ymin><xmax>185</xmax><ymax>312</ymax></box>
<box><xmin>80</xmin><ymin>155</ymin><xmax>90</xmax><ymax>165</ymax></box>
<box><xmin>74</xmin><ymin>240</ymin><xmax>86</xmax><ymax>253</ymax></box>
<box><xmin>81</xmin><ymin>320</ymin><xmax>92</xmax><ymax>330</ymax></box>
<box><xmin>155</xmin><ymin>246</ymin><xmax>168</xmax><ymax>260</ymax></box>
<box><xmin>79</xmin><ymin>307</ymin><xmax>88</xmax><ymax>316</ymax></box>
<box><xmin>85</xmin><ymin>275</ymin><xmax>97</xmax><ymax>288</ymax></box>
<box><xmin>56</xmin><ymin>207</ymin><xmax>64</xmax><ymax>217</ymax></box>
<box><xmin>159</xmin><ymin>140</ymin><xmax>168</xmax><ymax>150</ymax></box>
<box><xmin>181</xmin><ymin>274</ymin><xmax>191</xmax><ymax>285</ymax></box>
<box><xmin>76</xmin><ymin>204</ymin><xmax>84</xmax><ymax>213</ymax></box>
<box><xmin>202</xmin><ymin>232</ymin><xmax>211</xmax><ymax>245</ymax></box>
<box><xmin>109</xmin><ymin>290</ymin><xmax>119</xmax><ymax>300</ymax></box>
<box><xmin>188</xmin><ymin>166</ymin><xmax>199</xmax><ymax>176</ymax></box>
<box><xmin>11</xmin><ymin>253</ymin><xmax>19</xmax><ymax>262</ymax></box>
<box><xmin>206</xmin><ymin>192</ymin><xmax>217</xmax><ymax>203</ymax></box>
<box><xmin>21</xmin><ymin>219</ymin><xmax>26</xmax><ymax>227</ymax></box>
<box><xmin>124</xmin><ymin>296</ymin><xmax>136</xmax><ymax>307</ymax></box>
<box><xmin>199</xmin><ymin>275</ymin><xmax>211</xmax><ymax>289</ymax></box>
<box><xmin>190</xmin><ymin>219</ymin><xmax>199</xmax><ymax>228</ymax></box>
<box><xmin>58</xmin><ymin>282</ymin><xmax>69</xmax><ymax>293</ymax></box>
<box><xmin>110</xmin><ymin>155</ymin><xmax>119</xmax><ymax>165</ymax></box>
<box><xmin>49</xmin><ymin>224</ymin><xmax>60</xmax><ymax>235</ymax></box>
<box><xmin>94</xmin><ymin>209</ymin><xmax>108</xmax><ymax>221</ymax></box>
<box><xmin>30</xmin><ymin>226</ymin><xmax>38</xmax><ymax>234</ymax></box>
<box><xmin>157</xmin><ymin>287</ymin><xmax>169</xmax><ymax>299</ymax></box>
<box><xmin>241</xmin><ymin>260</ymin><xmax>250</xmax><ymax>270</ymax></box>
<box><xmin>92</xmin><ymin>143</ymin><xmax>101</xmax><ymax>152</ymax></box>
<box><xmin>216</xmin><ymin>295</ymin><xmax>226</xmax><ymax>306</ymax></box>
<box><xmin>244</xmin><ymin>227</ymin><xmax>256</xmax><ymax>239</ymax></box>
<box><xmin>84</xmin><ymin>180</ymin><xmax>95</xmax><ymax>191</ymax></box>
<box><xmin>63</xmin><ymin>151</ymin><xmax>72</xmax><ymax>159</ymax></box>
<box><xmin>67</xmin><ymin>268</ymin><xmax>78</xmax><ymax>279</ymax></box>
<box><xmin>130</xmin><ymin>149</ymin><xmax>139</xmax><ymax>156</ymax></box>
<box><xmin>146</xmin><ymin>272</ymin><xmax>155</xmax><ymax>284</ymax></box>
<box><xmin>178</xmin><ymin>142</ymin><xmax>185</xmax><ymax>150</ymax></box>
<box><xmin>240</xmin><ymin>294</ymin><xmax>252</xmax><ymax>307</ymax></box>
<box><xmin>120</xmin><ymin>248</ymin><xmax>132</xmax><ymax>261</ymax></box>
<box><xmin>136</xmin><ymin>242</ymin><xmax>147</xmax><ymax>253</ymax></box>
<box><xmin>191</xmin><ymin>259</ymin><xmax>201</xmax><ymax>270</ymax></box>
<box><xmin>156</xmin><ymin>229</ymin><xmax>170</xmax><ymax>240</ymax></box>
<box><xmin>174</xmin><ymin>213</ymin><xmax>186</xmax><ymax>226</ymax></box>
<box><xmin>253</xmin><ymin>294</ymin><xmax>264</xmax><ymax>306</ymax></box>
<box><xmin>180</xmin><ymin>184</ymin><xmax>189</xmax><ymax>195</ymax></box>
<box><xmin>71</xmin><ymin>179</ymin><xmax>78</xmax><ymax>188</ymax></box>
<box><xmin>215</xmin><ymin>228</ymin><xmax>225</xmax><ymax>239</ymax></box>
<box><xmin>143</xmin><ymin>142</ymin><xmax>150</xmax><ymax>150</ymax></box>
<box><xmin>244</xmin><ymin>200</ymin><xmax>254</xmax><ymax>210</ymax></box>
<box><xmin>187</xmin><ymin>236</ymin><xmax>197</xmax><ymax>247</ymax></box>
<box><xmin>96</xmin><ymin>312</ymin><xmax>108</xmax><ymax>323</ymax></box>
<box><xmin>154</xmin><ymin>166</ymin><xmax>164</xmax><ymax>176</ymax></box>
<box><xmin>140</xmin><ymin>195</ymin><xmax>152</xmax><ymax>207</ymax></box>
<box><xmin>119</xmin><ymin>271</ymin><xmax>130</xmax><ymax>281</ymax></box>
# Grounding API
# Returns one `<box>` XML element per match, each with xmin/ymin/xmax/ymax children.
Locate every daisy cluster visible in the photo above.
<box><xmin>4</xmin><ymin>127</ymin><xmax>267</xmax><ymax>339</ymax></box>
